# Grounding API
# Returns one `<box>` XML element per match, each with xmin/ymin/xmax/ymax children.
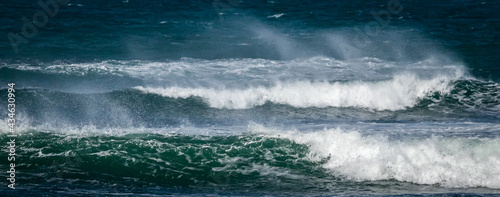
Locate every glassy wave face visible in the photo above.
<box><xmin>1</xmin><ymin>0</ymin><xmax>499</xmax><ymax>196</ymax></box>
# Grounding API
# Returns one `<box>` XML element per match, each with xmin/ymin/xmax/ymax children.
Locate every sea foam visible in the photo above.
<box><xmin>135</xmin><ymin>73</ymin><xmax>458</xmax><ymax>110</ymax></box>
<box><xmin>250</xmin><ymin>124</ymin><xmax>500</xmax><ymax>189</ymax></box>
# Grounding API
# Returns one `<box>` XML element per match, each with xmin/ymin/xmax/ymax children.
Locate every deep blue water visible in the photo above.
<box><xmin>1</xmin><ymin>0</ymin><xmax>499</xmax><ymax>196</ymax></box>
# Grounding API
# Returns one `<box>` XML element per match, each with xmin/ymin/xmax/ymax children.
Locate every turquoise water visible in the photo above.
<box><xmin>1</xmin><ymin>0</ymin><xmax>499</xmax><ymax>196</ymax></box>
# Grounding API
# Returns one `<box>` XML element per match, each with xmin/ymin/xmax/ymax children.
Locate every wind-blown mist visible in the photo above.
<box><xmin>1</xmin><ymin>0</ymin><xmax>499</xmax><ymax>196</ymax></box>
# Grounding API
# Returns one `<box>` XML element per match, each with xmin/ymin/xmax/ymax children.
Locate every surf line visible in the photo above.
<box><xmin>6</xmin><ymin>83</ymin><xmax>16</xmax><ymax>189</ymax></box>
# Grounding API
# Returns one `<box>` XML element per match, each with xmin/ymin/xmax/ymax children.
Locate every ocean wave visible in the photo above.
<box><xmin>1</xmin><ymin>124</ymin><xmax>499</xmax><ymax>191</ymax></box>
<box><xmin>0</xmin><ymin>76</ymin><xmax>498</xmax><ymax>131</ymax></box>
<box><xmin>249</xmin><ymin>124</ymin><xmax>500</xmax><ymax>189</ymax></box>
<box><xmin>135</xmin><ymin>73</ymin><xmax>458</xmax><ymax>110</ymax></box>
<box><xmin>1</xmin><ymin>56</ymin><xmax>466</xmax><ymax>91</ymax></box>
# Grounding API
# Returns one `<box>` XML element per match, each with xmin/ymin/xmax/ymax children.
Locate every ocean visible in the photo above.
<box><xmin>1</xmin><ymin>0</ymin><xmax>499</xmax><ymax>196</ymax></box>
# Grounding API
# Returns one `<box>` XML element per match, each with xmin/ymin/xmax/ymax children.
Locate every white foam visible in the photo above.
<box><xmin>0</xmin><ymin>115</ymin><xmax>246</xmax><ymax>137</ymax></box>
<box><xmin>267</xmin><ymin>13</ymin><xmax>286</xmax><ymax>18</ymax></box>
<box><xmin>249</xmin><ymin>124</ymin><xmax>500</xmax><ymax>188</ymax></box>
<box><xmin>5</xmin><ymin>57</ymin><xmax>465</xmax><ymax>88</ymax></box>
<box><xmin>135</xmin><ymin>73</ymin><xmax>458</xmax><ymax>110</ymax></box>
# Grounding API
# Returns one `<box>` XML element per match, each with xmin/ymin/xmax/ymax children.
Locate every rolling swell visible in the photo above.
<box><xmin>1</xmin><ymin>0</ymin><xmax>499</xmax><ymax>195</ymax></box>
<box><xmin>2</xmin><ymin>125</ymin><xmax>499</xmax><ymax>196</ymax></box>
<box><xmin>0</xmin><ymin>28</ymin><xmax>498</xmax><ymax>196</ymax></box>
<box><xmin>0</xmin><ymin>66</ymin><xmax>142</xmax><ymax>93</ymax></box>
<box><xmin>135</xmin><ymin>73</ymin><xmax>455</xmax><ymax>110</ymax></box>
<box><xmin>2</xmin><ymin>76</ymin><xmax>499</xmax><ymax>130</ymax></box>
<box><xmin>2</xmin><ymin>132</ymin><xmax>327</xmax><ymax>195</ymax></box>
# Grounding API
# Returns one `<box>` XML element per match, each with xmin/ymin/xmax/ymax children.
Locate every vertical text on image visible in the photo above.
<box><xmin>6</xmin><ymin>83</ymin><xmax>16</xmax><ymax>189</ymax></box>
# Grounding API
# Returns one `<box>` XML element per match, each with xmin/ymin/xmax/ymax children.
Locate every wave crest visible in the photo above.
<box><xmin>135</xmin><ymin>73</ymin><xmax>458</xmax><ymax>110</ymax></box>
<box><xmin>250</xmin><ymin>124</ymin><xmax>500</xmax><ymax>188</ymax></box>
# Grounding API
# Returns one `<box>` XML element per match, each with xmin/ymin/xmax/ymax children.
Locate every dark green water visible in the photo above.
<box><xmin>1</xmin><ymin>0</ymin><xmax>499</xmax><ymax>196</ymax></box>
